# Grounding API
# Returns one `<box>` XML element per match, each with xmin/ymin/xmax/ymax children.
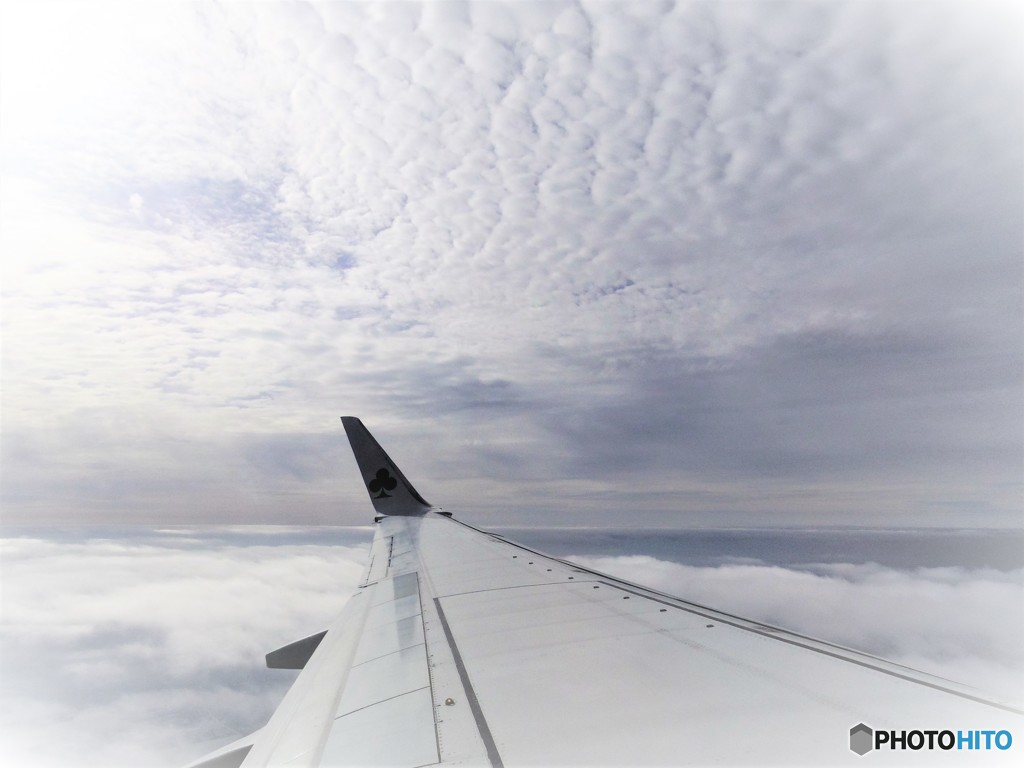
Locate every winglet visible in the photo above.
<box><xmin>341</xmin><ymin>417</ymin><xmax>432</xmax><ymax>517</ymax></box>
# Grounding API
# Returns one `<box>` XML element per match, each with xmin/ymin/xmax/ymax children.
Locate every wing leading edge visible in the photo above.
<box><xmin>187</xmin><ymin>418</ymin><xmax>1023</xmax><ymax>767</ymax></box>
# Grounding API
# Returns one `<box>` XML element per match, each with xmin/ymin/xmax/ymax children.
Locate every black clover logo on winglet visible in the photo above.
<box><xmin>368</xmin><ymin>468</ymin><xmax>398</xmax><ymax>498</ymax></box>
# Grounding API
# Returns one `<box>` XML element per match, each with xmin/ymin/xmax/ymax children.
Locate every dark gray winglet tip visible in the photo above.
<box><xmin>341</xmin><ymin>416</ymin><xmax>432</xmax><ymax>516</ymax></box>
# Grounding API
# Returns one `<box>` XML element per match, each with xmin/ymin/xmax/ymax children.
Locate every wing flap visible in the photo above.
<box><xmin>320</xmin><ymin>687</ymin><xmax>438</xmax><ymax>766</ymax></box>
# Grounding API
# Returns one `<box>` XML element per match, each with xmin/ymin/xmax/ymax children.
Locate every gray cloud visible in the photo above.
<box><xmin>1</xmin><ymin>1</ymin><xmax>1020</xmax><ymax>527</ymax></box>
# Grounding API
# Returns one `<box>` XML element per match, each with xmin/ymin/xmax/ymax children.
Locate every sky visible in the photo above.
<box><xmin>1</xmin><ymin>0</ymin><xmax>1022</xmax><ymax>529</ymax></box>
<box><xmin>1</xmin><ymin>4</ymin><xmax>1022</xmax><ymax>764</ymax></box>
<box><xmin>1</xmin><ymin>526</ymin><xmax>1021</xmax><ymax>768</ymax></box>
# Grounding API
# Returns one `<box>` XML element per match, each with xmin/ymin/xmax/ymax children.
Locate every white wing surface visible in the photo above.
<box><xmin>187</xmin><ymin>417</ymin><xmax>1022</xmax><ymax>767</ymax></box>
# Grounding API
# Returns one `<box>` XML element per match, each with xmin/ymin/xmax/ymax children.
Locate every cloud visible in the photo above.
<box><xmin>1</xmin><ymin>1</ymin><xmax>1020</xmax><ymax>526</ymax></box>
<box><xmin>1</xmin><ymin>527</ymin><xmax>1019</xmax><ymax>767</ymax></box>
<box><xmin>0</xmin><ymin>529</ymin><xmax>369</xmax><ymax>767</ymax></box>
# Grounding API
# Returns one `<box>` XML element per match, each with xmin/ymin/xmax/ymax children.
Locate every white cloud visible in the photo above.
<box><xmin>0</xmin><ymin>1</ymin><xmax>1020</xmax><ymax>525</ymax></box>
<box><xmin>1</xmin><ymin>528</ymin><xmax>1019</xmax><ymax>767</ymax></box>
<box><xmin>0</xmin><ymin>530</ymin><xmax>369</xmax><ymax>767</ymax></box>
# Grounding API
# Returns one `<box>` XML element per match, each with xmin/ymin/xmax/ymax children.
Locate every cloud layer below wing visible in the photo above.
<box><xmin>0</xmin><ymin>527</ymin><xmax>1020</xmax><ymax>766</ymax></box>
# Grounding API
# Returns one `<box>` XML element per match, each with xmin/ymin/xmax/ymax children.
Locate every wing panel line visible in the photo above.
<box><xmin>331</xmin><ymin>685</ymin><xmax>432</xmax><ymax>721</ymax></box>
<box><xmin>432</xmin><ymin>597</ymin><xmax>504</xmax><ymax>768</ymax></box>
<box><xmin>437</xmin><ymin>579</ymin><xmax>598</xmax><ymax>600</ymax></box>
<box><xmin>351</xmin><ymin>641</ymin><xmax>426</xmax><ymax>670</ymax></box>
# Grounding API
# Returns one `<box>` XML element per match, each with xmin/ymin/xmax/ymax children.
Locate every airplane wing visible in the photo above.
<box><xmin>187</xmin><ymin>417</ymin><xmax>1022</xmax><ymax>767</ymax></box>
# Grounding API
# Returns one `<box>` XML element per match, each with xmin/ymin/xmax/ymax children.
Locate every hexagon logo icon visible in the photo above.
<box><xmin>850</xmin><ymin>723</ymin><xmax>873</xmax><ymax>756</ymax></box>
